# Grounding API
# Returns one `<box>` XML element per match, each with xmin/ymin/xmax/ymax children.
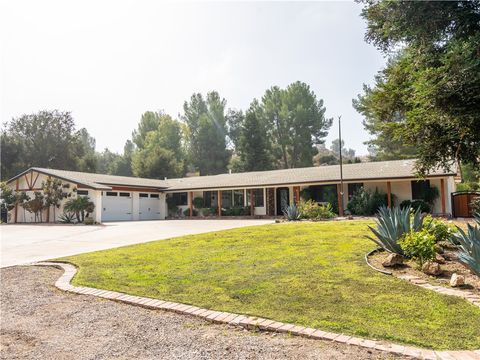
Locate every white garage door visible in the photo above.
<box><xmin>102</xmin><ymin>192</ymin><xmax>133</xmax><ymax>221</ymax></box>
<box><xmin>139</xmin><ymin>193</ymin><xmax>161</xmax><ymax>220</ymax></box>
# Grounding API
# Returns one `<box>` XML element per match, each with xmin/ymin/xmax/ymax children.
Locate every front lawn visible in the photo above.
<box><xmin>61</xmin><ymin>221</ymin><xmax>480</xmax><ymax>350</ymax></box>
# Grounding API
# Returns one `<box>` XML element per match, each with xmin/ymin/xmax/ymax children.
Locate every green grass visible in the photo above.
<box><xmin>60</xmin><ymin>221</ymin><xmax>480</xmax><ymax>350</ymax></box>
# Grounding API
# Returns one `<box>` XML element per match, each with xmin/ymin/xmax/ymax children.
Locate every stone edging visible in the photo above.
<box><xmin>35</xmin><ymin>261</ymin><xmax>480</xmax><ymax>360</ymax></box>
<box><xmin>365</xmin><ymin>251</ymin><xmax>480</xmax><ymax>308</ymax></box>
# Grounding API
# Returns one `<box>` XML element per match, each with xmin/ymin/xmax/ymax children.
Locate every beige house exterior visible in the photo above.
<box><xmin>5</xmin><ymin>159</ymin><xmax>456</xmax><ymax>223</ymax></box>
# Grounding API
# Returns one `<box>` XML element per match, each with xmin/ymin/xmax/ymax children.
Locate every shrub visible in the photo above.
<box><xmin>193</xmin><ymin>197</ymin><xmax>204</xmax><ymax>209</ymax></box>
<box><xmin>400</xmin><ymin>199</ymin><xmax>431</xmax><ymax>214</ymax></box>
<box><xmin>58</xmin><ymin>212</ymin><xmax>76</xmax><ymax>223</ymax></box>
<box><xmin>64</xmin><ymin>196</ymin><xmax>95</xmax><ymax>223</ymax></box>
<box><xmin>84</xmin><ymin>217</ymin><xmax>95</xmax><ymax>225</ymax></box>
<box><xmin>298</xmin><ymin>199</ymin><xmax>335</xmax><ymax>219</ymax></box>
<box><xmin>201</xmin><ymin>208</ymin><xmax>211</xmax><ymax>217</ymax></box>
<box><xmin>400</xmin><ymin>229</ymin><xmax>436</xmax><ymax>267</ymax></box>
<box><xmin>347</xmin><ymin>187</ymin><xmax>389</xmax><ymax>215</ymax></box>
<box><xmin>284</xmin><ymin>205</ymin><xmax>301</xmax><ymax>221</ymax></box>
<box><xmin>423</xmin><ymin>186</ymin><xmax>439</xmax><ymax>206</ymax></box>
<box><xmin>367</xmin><ymin>206</ymin><xmax>425</xmax><ymax>255</ymax></box>
<box><xmin>453</xmin><ymin>212</ymin><xmax>480</xmax><ymax>276</ymax></box>
<box><xmin>423</xmin><ymin>215</ymin><xmax>457</xmax><ymax>243</ymax></box>
<box><xmin>183</xmin><ymin>208</ymin><xmax>198</xmax><ymax>217</ymax></box>
<box><xmin>456</xmin><ymin>182</ymin><xmax>480</xmax><ymax>191</ymax></box>
<box><xmin>471</xmin><ymin>197</ymin><xmax>480</xmax><ymax>214</ymax></box>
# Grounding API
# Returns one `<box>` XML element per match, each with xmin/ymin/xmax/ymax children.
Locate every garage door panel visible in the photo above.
<box><xmin>102</xmin><ymin>195</ymin><xmax>133</xmax><ymax>222</ymax></box>
<box><xmin>139</xmin><ymin>197</ymin><xmax>160</xmax><ymax>220</ymax></box>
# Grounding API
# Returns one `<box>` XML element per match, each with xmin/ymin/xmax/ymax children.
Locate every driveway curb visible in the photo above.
<box><xmin>35</xmin><ymin>261</ymin><xmax>480</xmax><ymax>360</ymax></box>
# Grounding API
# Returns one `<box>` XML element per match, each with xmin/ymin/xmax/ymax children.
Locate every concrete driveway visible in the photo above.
<box><xmin>0</xmin><ymin>219</ymin><xmax>273</xmax><ymax>268</ymax></box>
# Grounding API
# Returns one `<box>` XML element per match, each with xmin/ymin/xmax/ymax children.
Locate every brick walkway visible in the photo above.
<box><xmin>36</xmin><ymin>262</ymin><xmax>480</xmax><ymax>360</ymax></box>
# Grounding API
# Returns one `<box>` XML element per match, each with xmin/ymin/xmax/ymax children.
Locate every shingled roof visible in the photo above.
<box><xmin>8</xmin><ymin>160</ymin><xmax>456</xmax><ymax>192</ymax></box>
<box><xmin>164</xmin><ymin>159</ymin><xmax>456</xmax><ymax>191</ymax></box>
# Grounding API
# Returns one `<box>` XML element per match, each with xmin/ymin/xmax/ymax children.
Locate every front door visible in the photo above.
<box><xmin>276</xmin><ymin>187</ymin><xmax>290</xmax><ymax>215</ymax></box>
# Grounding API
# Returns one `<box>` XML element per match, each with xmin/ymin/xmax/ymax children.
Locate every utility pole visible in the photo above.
<box><xmin>338</xmin><ymin>116</ymin><xmax>344</xmax><ymax>216</ymax></box>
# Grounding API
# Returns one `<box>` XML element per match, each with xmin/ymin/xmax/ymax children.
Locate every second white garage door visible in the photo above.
<box><xmin>139</xmin><ymin>193</ymin><xmax>161</xmax><ymax>220</ymax></box>
<box><xmin>102</xmin><ymin>192</ymin><xmax>133</xmax><ymax>221</ymax></box>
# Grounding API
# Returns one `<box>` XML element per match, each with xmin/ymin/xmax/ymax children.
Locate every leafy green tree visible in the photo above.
<box><xmin>262</xmin><ymin>82</ymin><xmax>332</xmax><ymax>168</ymax></box>
<box><xmin>109</xmin><ymin>140</ymin><xmax>134</xmax><ymax>176</ymax></box>
<box><xmin>1</xmin><ymin>110</ymin><xmax>97</xmax><ymax>180</ymax></box>
<box><xmin>182</xmin><ymin>92</ymin><xmax>230</xmax><ymax>175</ymax></box>
<box><xmin>131</xmin><ymin>114</ymin><xmax>184</xmax><ymax>179</ymax></box>
<box><xmin>226</xmin><ymin>109</ymin><xmax>244</xmax><ymax>150</ymax></box>
<box><xmin>22</xmin><ymin>192</ymin><xmax>46</xmax><ymax>222</ymax></box>
<box><xmin>132</xmin><ymin>111</ymin><xmax>162</xmax><ymax>149</ymax></box>
<box><xmin>238</xmin><ymin>100</ymin><xmax>273</xmax><ymax>172</ymax></box>
<box><xmin>97</xmin><ymin>148</ymin><xmax>122</xmax><ymax>175</ymax></box>
<box><xmin>356</xmin><ymin>1</ymin><xmax>480</xmax><ymax>173</ymax></box>
<box><xmin>42</xmin><ymin>178</ymin><xmax>71</xmax><ymax>222</ymax></box>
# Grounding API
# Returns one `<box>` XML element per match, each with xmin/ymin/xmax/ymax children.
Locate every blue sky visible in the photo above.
<box><xmin>1</xmin><ymin>1</ymin><xmax>385</xmax><ymax>155</ymax></box>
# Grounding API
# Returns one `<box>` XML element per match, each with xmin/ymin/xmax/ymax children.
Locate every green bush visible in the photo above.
<box><xmin>400</xmin><ymin>199</ymin><xmax>431</xmax><ymax>213</ymax></box>
<box><xmin>456</xmin><ymin>182</ymin><xmax>480</xmax><ymax>191</ymax></box>
<box><xmin>471</xmin><ymin>197</ymin><xmax>480</xmax><ymax>213</ymax></box>
<box><xmin>183</xmin><ymin>208</ymin><xmax>198</xmax><ymax>217</ymax></box>
<box><xmin>298</xmin><ymin>199</ymin><xmax>335</xmax><ymax>219</ymax></box>
<box><xmin>453</xmin><ymin>213</ymin><xmax>480</xmax><ymax>276</ymax></box>
<box><xmin>423</xmin><ymin>215</ymin><xmax>457</xmax><ymax>242</ymax></box>
<box><xmin>193</xmin><ymin>197</ymin><xmax>204</xmax><ymax>209</ymax></box>
<box><xmin>347</xmin><ymin>187</ymin><xmax>389</xmax><ymax>215</ymax></box>
<box><xmin>284</xmin><ymin>204</ymin><xmax>301</xmax><ymax>221</ymax></box>
<box><xmin>400</xmin><ymin>229</ymin><xmax>436</xmax><ymax>267</ymax></box>
<box><xmin>58</xmin><ymin>212</ymin><xmax>76</xmax><ymax>224</ymax></box>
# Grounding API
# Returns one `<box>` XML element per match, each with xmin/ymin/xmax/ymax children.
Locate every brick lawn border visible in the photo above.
<box><xmin>34</xmin><ymin>262</ymin><xmax>480</xmax><ymax>360</ymax></box>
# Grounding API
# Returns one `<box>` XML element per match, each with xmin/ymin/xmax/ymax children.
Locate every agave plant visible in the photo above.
<box><xmin>283</xmin><ymin>204</ymin><xmax>301</xmax><ymax>221</ymax></box>
<box><xmin>367</xmin><ymin>206</ymin><xmax>425</xmax><ymax>255</ymax></box>
<box><xmin>453</xmin><ymin>212</ymin><xmax>480</xmax><ymax>276</ymax></box>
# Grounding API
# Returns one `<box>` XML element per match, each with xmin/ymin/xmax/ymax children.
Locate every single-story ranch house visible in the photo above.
<box><xmin>5</xmin><ymin>159</ymin><xmax>457</xmax><ymax>223</ymax></box>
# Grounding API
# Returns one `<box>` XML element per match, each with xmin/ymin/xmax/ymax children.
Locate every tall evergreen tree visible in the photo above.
<box><xmin>182</xmin><ymin>91</ymin><xmax>230</xmax><ymax>175</ymax></box>
<box><xmin>261</xmin><ymin>82</ymin><xmax>332</xmax><ymax>168</ymax></box>
<box><xmin>238</xmin><ymin>100</ymin><xmax>273</xmax><ymax>172</ymax></box>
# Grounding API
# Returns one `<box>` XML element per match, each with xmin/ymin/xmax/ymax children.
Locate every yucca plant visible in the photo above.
<box><xmin>367</xmin><ymin>206</ymin><xmax>425</xmax><ymax>255</ymax></box>
<box><xmin>453</xmin><ymin>212</ymin><xmax>480</xmax><ymax>276</ymax></box>
<box><xmin>283</xmin><ymin>204</ymin><xmax>301</xmax><ymax>221</ymax></box>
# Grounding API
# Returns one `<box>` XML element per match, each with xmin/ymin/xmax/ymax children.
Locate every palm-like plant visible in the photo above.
<box><xmin>367</xmin><ymin>206</ymin><xmax>425</xmax><ymax>255</ymax></box>
<box><xmin>64</xmin><ymin>196</ymin><xmax>95</xmax><ymax>223</ymax></box>
<box><xmin>453</xmin><ymin>212</ymin><xmax>480</xmax><ymax>276</ymax></box>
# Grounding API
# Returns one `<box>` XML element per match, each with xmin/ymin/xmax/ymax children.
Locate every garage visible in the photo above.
<box><xmin>139</xmin><ymin>193</ymin><xmax>161</xmax><ymax>220</ymax></box>
<box><xmin>101</xmin><ymin>191</ymin><xmax>133</xmax><ymax>222</ymax></box>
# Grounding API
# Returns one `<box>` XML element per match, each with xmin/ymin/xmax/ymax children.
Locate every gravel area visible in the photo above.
<box><xmin>1</xmin><ymin>266</ymin><xmax>405</xmax><ymax>360</ymax></box>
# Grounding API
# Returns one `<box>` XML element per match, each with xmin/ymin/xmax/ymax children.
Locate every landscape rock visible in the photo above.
<box><xmin>450</xmin><ymin>273</ymin><xmax>465</xmax><ymax>287</ymax></box>
<box><xmin>435</xmin><ymin>253</ymin><xmax>446</xmax><ymax>264</ymax></box>
<box><xmin>382</xmin><ymin>253</ymin><xmax>404</xmax><ymax>267</ymax></box>
<box><xmin>422</xmin><ymin>261</ymin><xmax>442</xmax><ymax>276</ymax></box>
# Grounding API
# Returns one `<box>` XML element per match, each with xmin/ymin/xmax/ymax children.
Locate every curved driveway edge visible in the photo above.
<box><xmin>36</xmin><ymin>261</ymin><xmax>480</xmax><ymax>360</ymax></box>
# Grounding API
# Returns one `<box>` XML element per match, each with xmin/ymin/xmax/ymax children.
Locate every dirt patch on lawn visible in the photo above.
<box><xmin>369</xmin><ymin>249</ymin><xmax>480</xmax><ymax>296</ymax></box>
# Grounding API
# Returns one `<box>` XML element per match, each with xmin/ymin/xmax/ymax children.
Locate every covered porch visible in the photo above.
<box><xmin>166</xmin><ymin>176</ymin><xmax>453</xmax><ymax>218</ymax></box>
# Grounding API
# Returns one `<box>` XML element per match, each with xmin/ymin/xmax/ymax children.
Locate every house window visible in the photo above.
<box><xmin>309</xmin><ymin>185</ymin><xmax>337</xmax><ymax>203</ymax></box>
<box><xmin>106</xmin><ymin>192</ymin><xmax>117</xmax><ymax>196</ymax></box>
<box><xmin>411</xmin><ymin>180</ymin><xmax>430</xmax><ymax>200</ymax></box>
<box><xmin>247</xmin><ymin>189</ymin><xmax>264</xmax><ymax>207</ymax></box>
<box><xmin>233</xmin><ymin>189</ymin><xmax>244</xmax><ymax>207</ymax></box>
<box><xmin>77</xmin><ymin>190</ymin><xmax>89</xmax><ymax>196</ymax></box>
<box><xmin>150</xmin><ymin>194</ymin><xmax>159</xmax><ymax>199</ymax></box>
<box><xmin>221</xmin><ymin>191</ymin><xmax>232</xmax><ymax>208</ymax></box>
<box><xmin>139</xmin><ymin>193</ymin><xmax>149</xmax><ymax>198</ymax></box>
<box><xmin>203</xmin><ymin>191</ymin><xmax>217</xmax><ymax>208</ymax></box>
<box><xmin>348</xmin><ymin>183</ymin><xmax>363</xmax><ymax>200</ymax></box>
<box><xmin>171</xmin><ymin>192</ymin><xmax>188</xmax><ymax>206</ymax></box>
<box><xmin>119</xmin><ymin>192</ymin><xmax>130</xmax><ymax>197</ymax></box>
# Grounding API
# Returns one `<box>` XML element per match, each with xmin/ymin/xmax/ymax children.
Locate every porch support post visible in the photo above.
<box><xmin>387</xmin><ymin>181</ymin><xmax>392</xmax><ymax>208</ymax></box>
<box><xmin>250</xmin><ymin>189</ymin><xmax>254</xmax><ymax>217</ymax></box>
<box><xmin>14</xmin><ymin>179</ymin><xmax>19</xmax><ymax>223</ymax></box>
<box><xmin>337</xmin><ymin>184</ymin><xmax>344</xmax><ymax>217</ymax></box>
<box><xmin>440</xmin><ymin>178</ymin><xmax>446</xmax><ymax>215</ymax></box>
<box><xmin>293</xmin><ymin>186</ymin><xmax>300</xmax><ymax>205</ymax></box>
<box><xmin>217</xmin><ymin>190</ymin><xmax>221</xmax><ymax>217</ymax></box>
<box><xmin>189</xmin><ymin>191</ymin><xmax>193</xmax><ymax>217</ymax></box>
